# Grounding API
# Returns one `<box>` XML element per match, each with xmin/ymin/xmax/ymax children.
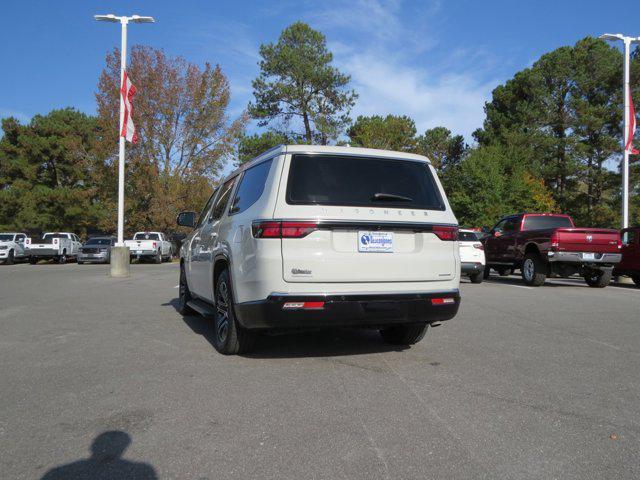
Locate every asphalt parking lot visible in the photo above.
<box><xmin>1</xmin><ymin>262</ymin><xmax>639</xmax><ymax>479</ymax></box>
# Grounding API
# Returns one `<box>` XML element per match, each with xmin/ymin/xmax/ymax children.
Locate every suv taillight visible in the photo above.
<box><xmin>252</xmin><ymin>221</ymin><xmax>318</xmax><ymax>239</ymax></box>
<box><xmin>432</xmin><ymin>225</ymin><xmax>458</xmax><ymax>241</ymax></box>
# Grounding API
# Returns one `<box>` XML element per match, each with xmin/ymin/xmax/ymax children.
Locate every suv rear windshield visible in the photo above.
<box><xmin>522</xmin><ymin>216</ymin><xmax>573</xmax><ymax>230</ymax></box>
<box><xmin>286</xmin><ymin>154</ymin><xmax>445</xmax><ymax>210</ymax></box>
<box><xmin>458</xmin><ymin>231</ymin><xmax>479</xmax><ymax>242</ymax></box>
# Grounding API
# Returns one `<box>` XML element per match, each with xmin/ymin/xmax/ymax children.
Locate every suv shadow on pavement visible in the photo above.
<box><xmin>164</xmin><ymin>297</ymin><xmax>410</xmax><ymax>358</ymax></box>
<box><xmin>39</xmin><ymin>430</ymin><xmax>157</xmax><ymax>480</ymax></box>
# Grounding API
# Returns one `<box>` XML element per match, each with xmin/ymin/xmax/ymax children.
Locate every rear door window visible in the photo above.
<box><xmin>230</xmin><ymin>159</ymin><xmax>273</xmax><ymax>215</ymax></box>
<box><xmin>286</xmin><ymin>154</ymin><xmax>445</xmax><ymax>210</ymax></box>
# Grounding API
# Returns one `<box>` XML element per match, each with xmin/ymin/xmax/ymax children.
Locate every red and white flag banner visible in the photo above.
<box><xmin>626</xmin><ymin>86</ymin><xmax>638</xmax><ymax>155</ymax></box>
<box><xmin>120</xmin><ymin>71</ymin><xmax>138</xmax><ymax>144</ymax></box>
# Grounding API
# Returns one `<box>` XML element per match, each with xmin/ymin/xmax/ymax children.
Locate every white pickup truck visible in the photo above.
<box><xmin>26</xmin><ymin>232</ymin><xmax>82</xmax><ymax>264</ymax></box>
<box><xmin>124</xmin><ymin>231</ymin><xmax>173</xmax><ymax>263</ymax></box>
<box><xmin>0</xmin><ymin>232</ymin><xmax>30</xmax><ymax>264</ymax></box>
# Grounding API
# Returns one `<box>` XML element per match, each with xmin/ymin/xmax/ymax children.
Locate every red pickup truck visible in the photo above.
<box><xmin>482</xmin><ymin>213</ymin><xmax>621</xmax><ymax>287</ymax></box>
<box><xmin>613</xmin><ymin>227</ymin><xmax>640</xmax><ymax>287</ymax></box>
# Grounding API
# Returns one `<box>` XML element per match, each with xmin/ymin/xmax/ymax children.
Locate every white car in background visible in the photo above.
<box><xmin>124</xmin><ymin>232</ymin><xmax>173</xmax><ymax>263</ymax></box>
<box><xmin>26</xmin><ymin>232</ymin><xmax>82</xmax><ymax>264</ymax></box>
<box><xmin>459</xmin><ymin>229</ymin><xmax>486</xmax><ymax>283</ymax></box>
<box><xmin>0</xmin><ymin>232</ymin><xmax>29</xmax><ymax>264</ymax></box>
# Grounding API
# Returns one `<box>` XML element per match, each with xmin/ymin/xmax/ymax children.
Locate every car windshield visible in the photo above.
<box><xmin>86</xmin><ymin>238</ymin><xmax>112</xmax><ymax>246</ymax></box>
<box><xmin>43</xmin><ymin>234</ymin><xmax>68</xmax><ymax>240</ymax></box>
<box><xmin>522</xmin><ymin>216</ymin><xmax>573</xmax><ymax>230</ymax></box>
<box><xmin>286</xmin><ymin>154</ymin><xmax>445</xmax><ymax>210</ymax></box>
<box><xmin>0</xmin><ymin>234</ymin><xmax>14</xmax><ymax>241</ymax></box>
<box><xmin>458</xmin><ymin>231</ymin><xmax>479</xmax><ymax>242</ymax></box>
<box><xmin>134</xmin><ymin>233</ymin><xmax>160</xmax><ymax>240</ymax></box>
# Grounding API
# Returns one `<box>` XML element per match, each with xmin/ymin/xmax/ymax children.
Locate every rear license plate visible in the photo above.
<box><xmin>582</xmin><ymin>252</ymin><xmax>595</xmax><ymax>260</ymax></box>
<box><xmin>358</xmin><ymin>231</ymin><xmax>393</xmax><ymax>253</ymax></box>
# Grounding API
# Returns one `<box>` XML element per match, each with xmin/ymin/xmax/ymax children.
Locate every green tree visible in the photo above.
<box><xmin>416</xmin><ymin>127</ymin><xmax>467</xmax><ymax>171</ymax></box>
<box><xmin>347</xmin><ymin>115</ymin><xmax>417</xmax><ymax>151</ymax></box>
<box><xmin>0</xmin><ymin>109</ymin><xmax>107</xmax><ymax>235</ymax></box>
<box><xmin>474</xmin><ymin>37</ymin><xmax>623</xmax><ymax>226</ymax></box>
<box><xmin>446</xmin><ymin>145</ymin><xmax>556</xmax><ymax>228</ymax></box>
<box><xmin>237</xmin><ymin>131</ymin><xmax>291</xmax><ymax>165</ymax></box>
<box><xmin>249</xmin><ymin>22</ymin><xmax>357</xmax><ymax>144</ymax></box>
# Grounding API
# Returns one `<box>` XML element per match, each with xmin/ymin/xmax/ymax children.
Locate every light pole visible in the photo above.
<box><xmin>600</xmin><ymin>33</ymin><xmax>640</xmax><ymax>229</ymax></box>
<box><xmin>95</xmin><ymin>14</ymin><xmax>154</xmax><ymax>277</ymax></box>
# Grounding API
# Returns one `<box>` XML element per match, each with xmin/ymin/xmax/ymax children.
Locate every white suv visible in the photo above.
<box><xmin>177</xmin><ymin>145</ymin><xmax>461</xmax><ymax>354</ymax></box>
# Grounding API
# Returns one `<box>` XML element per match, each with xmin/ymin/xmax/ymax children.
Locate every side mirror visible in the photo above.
<box><xmin>176</xmin><ymin>211</ymin><xmax>197</xmax><ymax>228</ymax></box>
<box><xmin>493</xmin><ymin>230</ymin><xmax>502</xmax><ymax>238</ymax></box>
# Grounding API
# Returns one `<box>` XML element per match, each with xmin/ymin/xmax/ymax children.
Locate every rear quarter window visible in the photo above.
<box><xmin>286</xmin><ymin>154</ymin><xmax>445</xmax><ymax>210</ymax></box>
<box><xmin>229</xmin><ymin>159</ymin><xmax>273</xmax><ymax>215</ymax></box>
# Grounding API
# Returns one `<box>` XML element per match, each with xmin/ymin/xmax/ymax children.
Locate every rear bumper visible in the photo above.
<box><xmin>461</xmin><ymin>262</ymin><xmax>484</xmax><ymax>274</ymax></box>
<box><xmin>28</xmin><ymin>248</ymin><xmax>59</xmax><ymax>257</ymax></box>
<box><xmin>547</xmin><ymin>251</ymin><xmax>621</xmax><ymax>264</ymax></box>
<box><xmin>234</xmin><ymin>290</ymin><xmax>461</xmax><ymax>330</ymax></box>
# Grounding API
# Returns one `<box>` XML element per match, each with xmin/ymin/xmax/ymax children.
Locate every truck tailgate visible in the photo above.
<box><xmin>555</xmin><ymin>228</ymin><xmax>620</xmax><ymax>253</ymax></box>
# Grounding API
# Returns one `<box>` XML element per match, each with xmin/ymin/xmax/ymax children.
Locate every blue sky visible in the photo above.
<box><xmin>1</xmin><ymin>0</ymin><xmax>638</xmax><ymax>145</ymax></box>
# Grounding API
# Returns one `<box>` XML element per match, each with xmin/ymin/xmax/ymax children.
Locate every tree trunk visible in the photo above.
<box><xmin>302</xmin><ymin>111</ymin><xmax>312</xmax><ymax>144</ymax></box>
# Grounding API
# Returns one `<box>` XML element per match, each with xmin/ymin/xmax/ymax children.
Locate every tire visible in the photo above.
<box><xmin>177</xmin><ymin>263</ymin><xmax>195</xmax><ymax>315</ymax></box>
<box><xmin>469</xmin><ymin>270</ymin><xmax>483</xmax><ymax>284</ymax></box>
<box><xmin>380</xmin><ymin>323</ymin><xmax>429</xmax><ymax>345</ymax></box>
<box><xmin>154</xmin><ymin>250</ymin><xmax>162</xmax><ymax>264</ymax></box>
<box><xmin>58</xmin><ymin>252</ymin><xmax>67</xmax><ymax>264</ymax></box>
<box><xmin>498</xmin><ymin>268</ymin><xmax>512</xmax><ymax>277</ymax></box>
<box><xmin>584</xmin><ymin>269</ymin><xmax>612</xmax><ymax>288</ymax></box>
<box><xmin>213</xmin><ymin>268</ymin><xmax>256</xmax><ymax>355</ymax></box>
<box><xmin>30</xmin><ymin>256</ymin><xmax>38</xmax><ymax>265</ymax></box>
<box><xmin>5</xmin><ymin>250</ymin><xmax>14</xmax><ymax>265</ymax></box>
<box><xmin>483</xmin><ymin>266</ymin><xmax>491</xmax><ymax>279</ymax></box>
<box><xmin>632</xmin><ymin>275</ymin><xmax>640</xmax><ymax>287</ymax></box>
<box><xmin>77</xmin><ymin>261</ymin><xmax>84</xmax><ymax>265</ymax></box>
<box><xmin>521</xmin><ymin>252</ymin><xmax>546</xmax><ymax>286</ymax></box>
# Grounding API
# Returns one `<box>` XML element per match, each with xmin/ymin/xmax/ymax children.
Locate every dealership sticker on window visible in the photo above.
<box><xmin>358</xmin><ymin>231</ymin><xmax>394</xmax><ymax>253</ymax></box>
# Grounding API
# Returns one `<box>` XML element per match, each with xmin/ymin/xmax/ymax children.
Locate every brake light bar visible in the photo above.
<box><xmin>431</xmin><ymin>297</ymin><xmax>455</xmax><ymax>305</ymax></box>
<box><xmin>282</xmin><ymin>301</ymin><xmax>325</xmax><ymax>310</ymax></box>
<box><xmin>432</xmin><ymin>225</ymin><xmax>458</xmax><ymax>241</ymax></box>
<box><xmin>252</xmin><ymin>221</ymin><xmax>318</xmax><ymax>239</ymax></box>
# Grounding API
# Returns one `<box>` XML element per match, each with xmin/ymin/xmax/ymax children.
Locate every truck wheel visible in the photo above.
<box><xmin>58</xmin><ymin>253</ymin><xmax>67</xmax><ymax>264</ymax></box>
<box><xmin>380</xmin><ymin>323</ymin><xmax>429</xmax><ymax>345</ymax></box>
<box><xmin>469</xmin><ymin>270</ymin><xmax>483</xmax><ymax>284</ymax></box>
<box><xmin>522</xmin><ymin>253</ymin><xmax>546</xmax><ymax>286</ymax></box>
<box><xmin>5</xmin><ymin>250</ymin><xmax>14</xmax><ymax>265</ymax></box>
<box><xmin>30</xmin><ymin>256</ymin><xmax>38</xmax><ymax>265</ymax></box>
<box><xmin>154</xmin><ymin>250</ymin><xmax>162</xmax><ymax>264</ymax></box>
<box><xmin>632</xmin><ymin>275</ymin><xmax>640</xmax><ymax>287</ymax></box>
<box><xmin>177</xmin><ymin>263</ymin><xmax>195</xmax><ymax>315</ymax></box>
<box><xmin>584</xmin><ymin>269</ymin><xmax>612</xmax><ymax>288</ymax></box>
<box><xmin>213</xmin><ymin>268</ymin><xmax>256</xmax><ymax>355</ymax></box>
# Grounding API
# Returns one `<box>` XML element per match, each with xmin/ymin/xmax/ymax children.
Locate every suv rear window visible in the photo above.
<box><xmin>522</xmin><ymin>216</ymin><xmax>573</xmax><ymax>230</ymax></box>
<box><xmin>458</xmin><ymin>231</ymin><xmax>479</xmax><ymax>241</ymax></box>
<box><xmin>286</xmin><ymin>154</ymin><xmax>445</xmax><ymax>210</ymax></box>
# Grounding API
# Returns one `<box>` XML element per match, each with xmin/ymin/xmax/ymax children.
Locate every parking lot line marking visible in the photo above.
<box><xmin>484</xmin><ymin>280</ymin><xmax>533</xmax><ymax>290</ymax></box>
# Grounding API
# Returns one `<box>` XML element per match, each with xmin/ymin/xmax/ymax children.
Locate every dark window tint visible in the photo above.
<box><xmin>622</xmin><ymin>230</ymin><xmax>637</xmax><ymax>245</ymax></box>
<box><xmin>522</xmin><ymin>216</ymin><xmax>572</xmax><ymax>230</ymax></box>
<box><xmin>503</xmin><ymin>218</ymin><xmax>519</xmax><ymax>233</ymax></box>
<box><xmin>0</xmin><ymin>234</ymin><xmax>13</xmax><ymax>241</ymax></box>
<box><xmin>230</xmin><ymin>159</ymin><xmax>273</xmax><ymax>215</ymax></box>
<box><xmin>86</xmin><ymin>238</ymin><xmax>113</xmax><ymax>246</ymax></box>
<box><xmin>43</xmin><ymin>233</ymin><xmax>69</xmax><ymax>240</ymax></box>
<box><xmin>458</xmin><ymin>231</ymin><xmax>479</xmax><ymax>242</ymax></box>
<box><xmin>286</xmin><ymin>154</ymin><xmax>445</xmax><ymax>210</ymax></box>
<box><xmin>197</xmin><ymin>189</ymin><xmax>218</xmax><ymax>228</ymax></box>
<box><xmin>210</xmin><ymin>177</ymin><xmax>236</xmax><ymax>221</ymax></box>
<box><xmin>134</xmin><ymin>233</ymin><xmax>160</xmax><ymax>240</ymax></box>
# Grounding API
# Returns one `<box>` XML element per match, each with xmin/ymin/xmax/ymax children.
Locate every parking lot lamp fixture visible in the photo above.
<box><xmin>94</xmin><ymin>14</ymin><xmax>155</xmax><ymax>247</ymax></box>
<box><xmin>599</xmin><ymin>33</ymin><xmax>640</xmax><ymax>229</ymax></box>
